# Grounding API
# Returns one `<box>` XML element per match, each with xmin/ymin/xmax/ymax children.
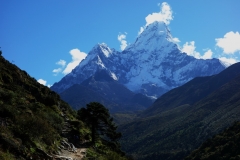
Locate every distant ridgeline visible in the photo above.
<box><xmin>1</xmin><ymin>43</ymin><xmax>239</xmax><ymax>159</ymax></box>
<box><xmin>119</xmin><ymin>62</ymin><xmax>240</xmax><ymax>160</ymax></box>
<box><xmin>0</xmin><ymin>54</ymin><xmax>128</xmax><ymax>160</ymax></box>
<box><xmin>185</xmin><ymin>121</ymin><xmax>240</xmax><ymax>160</ymax></box>
<box><xmin>51</xmin><ymin>21</ymin><xmax>226</xmax><ymax>113</ymax></box>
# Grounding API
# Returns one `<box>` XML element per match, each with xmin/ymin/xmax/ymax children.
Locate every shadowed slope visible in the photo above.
<box><xmin>60</xmin><ymin>69</ymin><xmax>153</xmax><ymax>113</ymax></box>
<box><xmin>119</xmin><ymin>62</ymin><xmax>240</xmax><ymax>160</ymax></box>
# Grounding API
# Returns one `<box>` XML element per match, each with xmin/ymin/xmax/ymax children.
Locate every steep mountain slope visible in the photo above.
<box><xmin>60</xmin><ymin>69</ymin><xmax>153</xmax><ymax>113</ymax></box>
<box><xmin>119</xmin><ymin>62</ymin><xmax>240</xmax><ymax>160</ymax></box>
<box><xmin>51</xmin><ymin>21</ymin><xmax>225</xmax><ymax>99</ymax></box>
<box><xmin>121</xmin><ymin>21</ymin><xmax>225</xmax><ymax>97</ymax></box>
<box><xmin>0</xmin><ymin>55</ymin><xmax>128</xmax><ymax>160</ymax></box>
<box><xmin>0</xmin><ymin>54</ymin><xmax>78</xmax><ymax>159</ymax></box>
<box><xmin>51</xmin><ymin>43</ymin><xmax>122</xmax><ymax>93</ymax></box>
<box><xmin>144</xmin><ymin>62</ymin><xmax>240</xmax><ymax>116</ymax></box>
<box><xmin>185</xmin><ymin>121</ymin><xmax>240</xmax><ymax>160</ymax></box>
<box><xmin>59</xmin><ymin>84</ymin><xmax>113</xmax><ymax>110</ymax></box>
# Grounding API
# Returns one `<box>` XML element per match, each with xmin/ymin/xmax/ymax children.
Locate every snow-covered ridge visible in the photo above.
<box><xmin>51</xmin><ymin>21</ymin><xmax>226</xmax><ymax>97</ymax></box>
<box><xmin>126</xmin><ymin>21</ymin><xmax>177</xmax><ymax>53</ymax></box>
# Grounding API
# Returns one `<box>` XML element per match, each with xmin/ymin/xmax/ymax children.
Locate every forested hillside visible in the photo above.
<box><xmin>119</xmin><ymin>62</ymin><xmax>240</xmax><ymax>160</ymax></box>
<box><xmin>185</xmin><ymin>121</ymin><xmax>240</xmax><ymax>160</ymax></box>
<box><xmin>0</xmin><ymin>54</ymin><xmax>127</xmax><ymax>160</ymax></box>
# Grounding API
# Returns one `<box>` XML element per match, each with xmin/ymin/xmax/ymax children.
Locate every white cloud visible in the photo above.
<box><xmin>138</xmin><ymin>27</ymin><xmax>144</xmax><ymax>35</ymax></box>
<box><xmin>182</xmin><ymin>41</ymin><xmax>213</xmax><ymax>59</ymax></box>
<box><xmin>53</xmin><ymin>68</ymin><xmax>62</xmax><ymax>73</ymax></box>
<box><xmin>138</xmin><ymin>2</ymin><xmax>173</xmax><ymax>35</ymax></box>
<box><xmin>146</xmin><ymin>2</ymin><xmax>173</xmax><ymax>26</ymax></box>
<box><xmin>219</xmin><ymin>57</ymin><xmax>238</xmax><ymax>67</ymax></box>
<box><xmin>182</xmin><ymin>41</ymin><xmax>201</xmax><ymax>58</ymax></box>
<box><xmin>62</xmin><ymin>49</ymin><xmax>87</xmax><ymax>75</ymax></box>
<box><xmin>56</xmin><ymin>59</ymin><xmax>66</xmax><ymax>67</ymax></box>
<box><xmin>201</xmin><ymin>49</ymin><xmax>213</xmax><ymax>59</ymax></box>
<box><xmin>53</xmin><ymin>59</ymin><xmax>66</xmax><ymax>76</ymax></box>
<box><xmin>37</xmin><ymin>79</ymin><xmax>51</xmax><ymax>87</ymax></box>
<box><xmin>216</xmin><ymin>31</ymin><xmax>240</xmax><ymax>54</ymax></box>
<box><xmin>118</xmin><ymin>33</ymin><xmax>128</xmax><ymax>51</ymax></box>
<box><xmin>37</xmin><ymin>79</ymin><xmax>47</xmax><ymax>85</ymax></box>
<box><xmin>172</xmin><ymin>37</ymin><xmax>180</xmax><ymax>43</ymax></box>
<box><xmin>52</xmin><ymin>68</ymin><xmax>62</xmax><ymax>76</ymax></box>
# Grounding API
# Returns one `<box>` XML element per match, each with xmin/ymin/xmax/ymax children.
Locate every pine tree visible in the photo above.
<box><xmin>77</xmin><ymin>102</ymin><xmax>121</xmax><ymax>148</ymax></box>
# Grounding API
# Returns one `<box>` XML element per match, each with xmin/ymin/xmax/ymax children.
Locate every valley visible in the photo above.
<box><xmin>2</xmin><ymin>1</ymin><xmax>240</xmax><ymax>160</ymax></box>
<box><xmin>47</xmin><ymin>21</ymin><xmax>240</xmax><ymax>160</ymax></box>
<box><xmin>0</xmin><ymin>54</ymin><xmax>128</xmax><ymax>160</ymax></box>
<box><xmin>1</xmin><ymin>39</ymin><xmax>240</xmax><ymax>159</ymax></box>
<box><xmin>118</xmin><ymin>62</ymin><xmax>240</xmax><ymax>159</ymax></box>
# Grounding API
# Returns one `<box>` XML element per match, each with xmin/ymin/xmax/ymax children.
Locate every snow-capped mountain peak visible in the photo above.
<box><xmin>90</xmin><ymin>43</ymin><xmax>113</xmax><ymax>57</ymax></box>
<box><xmin>126</xmin><ymin>21</ymin><xmax>177</xmax><ymax>53</ymax></box>
<box><xmin>98</xmin><ymin>43</ymin><xmax>113</xmax><ymax>57</ymax></box>
<box><xmin>78</xmin><ymin>43</ymin><xmax>114</xmax><ymax>68</ymax></box>
<box><xmin>51</xmin><ymin>21</ymin><xmax>226</xmax><ymax>97</ymax></box>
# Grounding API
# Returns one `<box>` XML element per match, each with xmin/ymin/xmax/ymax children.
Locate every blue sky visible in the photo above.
<box><xmin>1</xmin><ymin>0</ymin><xmax>240</xmax><ymax>87</ymax></box>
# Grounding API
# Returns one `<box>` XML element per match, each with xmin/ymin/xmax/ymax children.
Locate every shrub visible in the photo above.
<box><xmin>0</xmin><ymin>150</ymin><xmax>15</xmax><ymax>160</ymax></box>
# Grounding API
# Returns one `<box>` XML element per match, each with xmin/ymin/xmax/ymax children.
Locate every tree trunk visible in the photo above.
<box><xmin>92</xmin><ymin>122</ymin><xmax>96</xmax><ymax>146</ymax></box>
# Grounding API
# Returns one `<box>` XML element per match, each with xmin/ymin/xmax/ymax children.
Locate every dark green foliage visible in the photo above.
<box><xmin>0</xmin><ymin>55</ymin><xmax>73</xmax><ymax>159</ymax></box>
<box><xmin>78</xmin><ymin>102</ymin><xmax>121</xmax><ymax>149</ymax></box>
<box><xmin>0</xmin><ymin>56</ymin><xmax>72</xmax><ymax>159</ymax></box>
<box><xmin>119</xmin><ymin>62</ymin><xmax>240</xmax><ymax>160</ymax></box>
<box><xmin>77</xmin><ymin>102</ymin><xmax>127</xmax><ymax>159</ymax></box>
<box><xmin>0</xmin><ymin>51</ymin><xmax>127</xmax><ymax>160</ymax></box>
<box><xmin>185</xmin><ymin>121</ymin><xmax>240</xmax><ymax>160</ymax></box>
<box><xmin>145</xmin><ymin>62</ymin><xmax>240</xmax><ymax>116</ymax></box>
<box><xmin>14</xmin><ymin>115</ymin><xmax>58</xmax><ymax>145</ymax></box>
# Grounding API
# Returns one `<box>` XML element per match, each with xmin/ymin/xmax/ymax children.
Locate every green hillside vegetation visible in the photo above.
<box><xmin>185</xmin><ymin>121</ymin><xmax>240</xmax><ymax>160</ymax></box>
<box><xmin>78</xmin><ymin>102</ymin><xmax>122</xmax><ymax>152</ymax></box>
<box><xmin>0</xmin><ymin>54</ymin><xmax>127</xmax><ymax>160</ymax></box>
<box><xmin>119</xmin><ymin>63</ymin><xmax>240</xmax><ymax>160</ymax></box>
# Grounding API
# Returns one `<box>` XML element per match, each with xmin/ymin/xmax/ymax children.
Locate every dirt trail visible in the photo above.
<box><xmin>53</xmin><ymin>148</ymin><xmax>87</xmax><ymax>160</ymax></box>
<box><xmin>52</xmin><ymin>103</ymin><xmax>87</xmax><ymax>160</ymax></box>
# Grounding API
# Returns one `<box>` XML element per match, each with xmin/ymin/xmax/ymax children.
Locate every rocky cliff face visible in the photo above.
<box><xmin>51</xmin><ymin>21</ymin><xmax>226</xmax><ymax>98</ymax></box>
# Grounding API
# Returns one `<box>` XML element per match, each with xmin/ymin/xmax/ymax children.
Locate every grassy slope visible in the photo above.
<box><xmin>0</xmin><ymin>54</ymin><xmax>128</xmax><ymax>160</ymax></box>
<box><xmin>0</xmin><ymin>54</ymin><xmax>79</xmax><ymax>159</ymax></box>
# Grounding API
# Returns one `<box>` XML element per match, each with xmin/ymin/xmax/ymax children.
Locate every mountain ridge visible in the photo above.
<box><xmin>119</xmin><ymin>62</ymin><xmax>240</xmax><ymax>160</ymax></box>
<box><xmin>143</xmin><ymin>62</ymin><xmax>240</xmax><ymax>116</ymax></box>
<box><xmin>185</xmin><ymin>121</ymin><xmax>240</xmax><ymax>160</ymax></box>
<box><xmin>51</xmin><ymin>21</ymin><xmax>226</xmax><ymax>100</ymax></box>
<box><xmin>60</xmin><ymin>69</ymin><xmax>153</xmax><ymax>113</ymax></box>
<box><xmin>0</xmin><ymin>54</ymin><xmax>128</xmax><ymax>160</ymax></box>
